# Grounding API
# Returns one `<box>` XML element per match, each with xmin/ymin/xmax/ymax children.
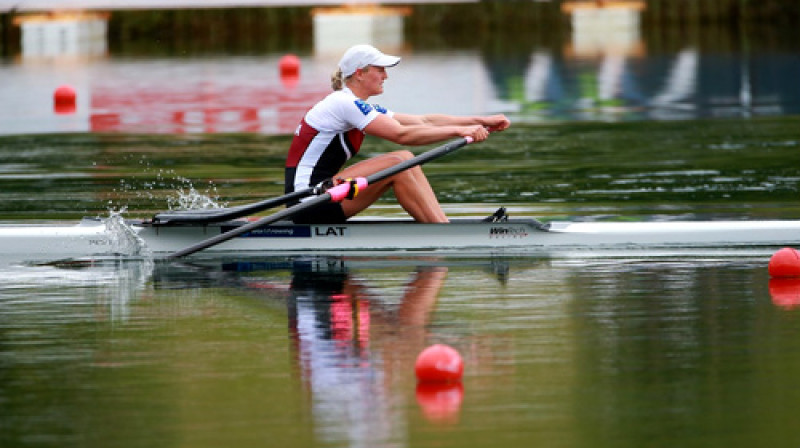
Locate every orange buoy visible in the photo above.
<box><xmin>768</xmin><ymin>247</ymin><xmax>800</xmax><ymax>278</ymax></box>
<box><xmin>415</xmin><ymin>344</ymin><xmax>463</xmax><ymax>383</ymax></box>
<box><xmin>279</xmin><ymin>54</ymin><xmax>300</xmax><ymax>88</ymax></box>
<box><xmin>54</xmin><ymin>85</ymin><xmax>76</xmax><ymax>114</ymax></box>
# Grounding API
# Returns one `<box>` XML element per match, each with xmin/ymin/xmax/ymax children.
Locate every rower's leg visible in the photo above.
<box><xmin>337</xmin><ymin>150</ymin><xmax>449</xmax><ymax>223</ymax></box>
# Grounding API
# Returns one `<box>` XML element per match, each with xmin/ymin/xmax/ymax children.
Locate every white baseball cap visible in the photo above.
<box><xmin>339</xmin><ymin>44</ymin><xmax>401</xmax><ymax>77</ymax></box>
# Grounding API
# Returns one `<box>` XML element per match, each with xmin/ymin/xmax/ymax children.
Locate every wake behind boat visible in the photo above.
<box><xmin>2</xmin><ymin>209</ymin><xmax>799</xmax><ymax>262</ymax></box>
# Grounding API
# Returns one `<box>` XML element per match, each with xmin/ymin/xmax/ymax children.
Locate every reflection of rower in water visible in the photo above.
<box><xmin>286</xmin><ymin>257</ymin><xmax>448</xmax><ymax>446</ymax></box>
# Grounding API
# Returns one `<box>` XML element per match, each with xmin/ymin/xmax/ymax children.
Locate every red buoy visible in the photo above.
<box><xmin>279</xmin><ymin>54</ymin><xmax>301</xmax><ymax>88</ymax></box>
<box><xmin>768</xmin><ymin>247</ymin><xmax>800</xmax><ymax>278</ymax></box>
<box><xmin>54</xmin><ymin>84</ymin><xmax>76</xmax><ymax>114</ymax></box>
<box><xmin>415</xmin><ymin>344</ymin><xmax>463</xmax><ymax>383</ymax></box>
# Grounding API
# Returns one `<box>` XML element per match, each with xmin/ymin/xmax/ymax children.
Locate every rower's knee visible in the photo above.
<box><xmin>387</xmin><ymin>150</ymin><xmax>414</xmax><ymax>162</ymax></box>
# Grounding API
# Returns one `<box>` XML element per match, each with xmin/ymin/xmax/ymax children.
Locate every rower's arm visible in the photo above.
<box><xmin>394</xmin><ymin>113</ymin><xmax>510</xmax><ymax>131</ymax></box>
<box><xmin>364</xmin><ymin>114</ymin><xmax>487</xmax><ymax>146</ymax></box>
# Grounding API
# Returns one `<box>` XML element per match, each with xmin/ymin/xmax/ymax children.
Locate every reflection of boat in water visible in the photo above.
<box><xmin>150</xmin><ymin>254</ymin><xmax>514</xmax><ymax>292</ymax></box>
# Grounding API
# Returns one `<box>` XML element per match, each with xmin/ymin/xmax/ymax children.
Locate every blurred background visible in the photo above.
<box><xmin>2</xmin><ymin>0</ymin><xmax>799</xmax><ymax>135</ymax></box>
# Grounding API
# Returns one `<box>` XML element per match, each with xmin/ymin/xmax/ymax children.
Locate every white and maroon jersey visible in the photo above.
<box><xmin>285</xmin><ymin>87</ymin><xmax>393</xmax><ymax>195</ymax></box>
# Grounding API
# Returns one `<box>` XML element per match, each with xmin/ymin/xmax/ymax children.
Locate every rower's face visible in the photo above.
<box><xmin>358</xmin><ymin>65</ymin><xmax>388</xmax><ymax>95</ymax></box>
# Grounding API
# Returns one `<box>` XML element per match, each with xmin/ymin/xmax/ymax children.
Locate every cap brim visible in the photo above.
<box><xmin>374</xmin><ymin>54</ymin><xmax>401</xmax><ymax>68</ymax></box>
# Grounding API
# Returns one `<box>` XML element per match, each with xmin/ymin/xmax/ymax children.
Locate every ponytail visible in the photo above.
<box><xmin>331</xmin><ymin>68</ymin><xmax>344</xmax><ymax>91</ymax></box>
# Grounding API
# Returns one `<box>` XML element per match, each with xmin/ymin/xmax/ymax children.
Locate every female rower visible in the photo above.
<box><xmin>285</xmin><ymin>44</ymin><xmax>510</xmax><ymax>224</ymax></box>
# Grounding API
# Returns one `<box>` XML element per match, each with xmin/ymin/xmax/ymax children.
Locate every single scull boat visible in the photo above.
<box><xmin>1</xmin><ymin>211</ymin><xmax>798</xmax><ymax>261</ymax></box>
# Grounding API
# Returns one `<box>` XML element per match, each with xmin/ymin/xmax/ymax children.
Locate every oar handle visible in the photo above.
<box><xmin>327</xmin><ymin>177</ymin><xmax>368</xmax><ymax>202</ymax></box>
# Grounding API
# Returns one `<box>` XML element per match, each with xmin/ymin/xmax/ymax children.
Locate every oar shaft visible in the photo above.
<box><xmin>166</xmin><ymin>137</ymin><xmax>471</xmax><ymax>259</ymax></box>
<box><xmin>366</xmin><ymin>137</ymin><xmax>471</xmax><ymax>184</ymax></box>
<box><xmin>155</xmin><ymin>137</ymin><xmax>468</xmax><ymax>225</ymax></box>
<box><xmin>166</xmin><ymin>194</ymin><xmax>332</xmax><ymax>259</ymax></box>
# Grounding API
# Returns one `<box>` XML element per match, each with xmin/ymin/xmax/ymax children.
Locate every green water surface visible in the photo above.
<box><xmin>0</xmin><ymin>117</ymin><xmax>798</xmax><ymax>221</ymax></box>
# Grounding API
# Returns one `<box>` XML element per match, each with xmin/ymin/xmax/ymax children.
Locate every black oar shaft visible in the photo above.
<box><xmin>364</xmin><ymin>137</ymin><xmax>470</xmax><ymax>183</ymax></box>
<box><xmin>166</xmin><ymin>194</ymin><xmax>333</xmax><ymax>259</ymax></box>
<box><xmin>155</xmin><ymin>138</ymin><xmax>467</xmax><ymax>225</ymax></box>
<box><xmin>166</xmin><ymin>137</ymin><xmax>471</xmax><ymax>259</ymax></box>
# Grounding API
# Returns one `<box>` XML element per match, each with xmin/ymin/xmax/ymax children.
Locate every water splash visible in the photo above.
<box><xmin>104</xmin><ymin>208</ymin><xmax>150</xmax><ymax>258</ymax></box>
<box><xmin>106</xmin><ymin>159</ymin><xmax>228</xmax><ymax>213</ymax></box>
<box><xmin>167</xmin><ymin>177</ymin><xmax>227</xmax><ymax>211</ymax></box>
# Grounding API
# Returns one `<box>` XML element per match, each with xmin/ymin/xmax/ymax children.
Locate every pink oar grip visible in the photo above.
<box><xmin>464</xmin><ymin>136</ymin><xmax>474</xmax><ymax>144</ymax></box>
<box><xmin>327</xmin><ymin>184</ymin><xmax>350</xmax><ymax>202</ymax></box>
<box><xmin>353</xmin><ymin>176</ymin><xmax>368</xmax><ymax>191</ymax></box>
<box><xmin>328</xmin><ymin>177</ymin><xmax>368</xmax><ymax>202</ymax></box>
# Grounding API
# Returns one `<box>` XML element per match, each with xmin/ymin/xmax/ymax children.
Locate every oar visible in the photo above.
<box><xmin>166</xmin><ymin>136</ymin><xmax>472</xmax><ymax>259</ymax></box>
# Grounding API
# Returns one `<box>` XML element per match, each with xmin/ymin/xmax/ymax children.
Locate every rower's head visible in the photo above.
<box><xmin>331</xmin><ymin>44</ymin><xmax>401</xmax><ymax>93</ymax></box>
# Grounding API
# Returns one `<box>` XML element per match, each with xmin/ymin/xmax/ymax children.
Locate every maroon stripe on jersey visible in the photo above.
<box><xmin>286</xmin><ymin>118</ymin><xmax>319</xmax><ymax>168</ymax></box>
<box><xmin>344</xmin><ymin>128</ymin><xmax>365</xmax><ymax>154</ymax></box>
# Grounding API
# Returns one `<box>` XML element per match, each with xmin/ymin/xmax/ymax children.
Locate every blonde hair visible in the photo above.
<box><xmin>331</xmin><ymin>68</ymin><xmax>344</xmax><ymax>91</ymax></box>
<box><xmin>331</xmin><ymin>66</ymin><xmax>367</xmax><ymax>90</ymax></box>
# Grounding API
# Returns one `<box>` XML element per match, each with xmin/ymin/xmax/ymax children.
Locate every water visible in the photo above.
<box><xmin>2</xmin><ymin>254</ymin><xmax>800</xmax><ymax>448</ymax></box>
<box><xmin>2</xmin><ymin>4</ymin><xmax>800</xmax><ymax>447</ymax></box>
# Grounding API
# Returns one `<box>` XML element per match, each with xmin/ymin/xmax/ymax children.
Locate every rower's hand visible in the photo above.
<box><xmin>463</xmin><ymin>125</ymin><xmax>490</xmax><ymax>142</ymax></box>
<box><xmin>484</xmin><ymin>114</ymin><xmax>511</xmax><ymax>133</ymax></box>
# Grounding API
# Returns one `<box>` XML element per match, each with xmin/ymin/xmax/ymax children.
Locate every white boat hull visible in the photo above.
<box><xmin>1</xmin><ymin>217</ymin><xmax>799</xmax><ymax>262</ymax></box>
